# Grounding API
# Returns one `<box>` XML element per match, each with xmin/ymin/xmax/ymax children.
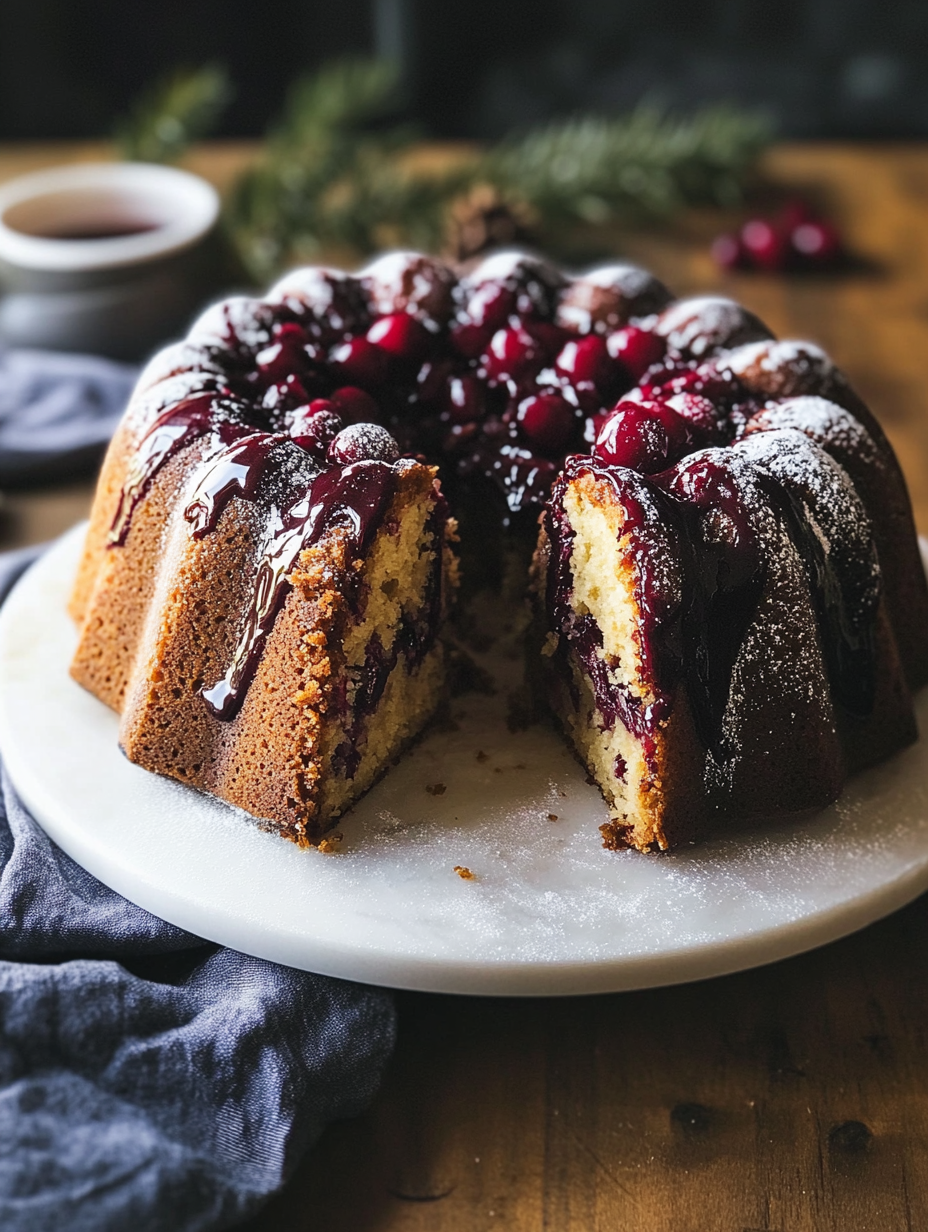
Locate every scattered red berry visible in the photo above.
<box><xmin>740</xmin><ymin>219</ymin><xmax>787</xmax><ymax>272</ymax></box>
<box><xmin>711</xmin><ymin>233</ymin><xmax>746</xmax><ymax>271</ymax></box>
<box><xmin>790</xmin><ymin>220</ymin><xmax>840</xmax><ymax>265</ymax></box>
<box><xmin>712</xmin><ymin>200</ymin><xmax>845</xmax><ymax>274</ymax></box>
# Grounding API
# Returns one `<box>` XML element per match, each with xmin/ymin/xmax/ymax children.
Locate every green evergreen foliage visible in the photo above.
<box><xmin>118</xmin><ymin>57</ymin><xmax>773</xmax><ymax>279</ymax></box>
<box><xmin>115</xmin><ymin>65</ymin><xmax>233</xmax><ymax>165</ymax></box>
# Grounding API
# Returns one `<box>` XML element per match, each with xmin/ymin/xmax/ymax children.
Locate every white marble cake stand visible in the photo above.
<box><xmin>1</xmin><ymin>522</ymin><xmax>928</xmax><ymax>997</ymax></box>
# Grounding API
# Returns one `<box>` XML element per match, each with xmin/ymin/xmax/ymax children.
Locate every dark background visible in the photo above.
<box><xmin>1</xmin><ymin>0</ymin><xmax>926</xmax><ymax>142</ymax></box>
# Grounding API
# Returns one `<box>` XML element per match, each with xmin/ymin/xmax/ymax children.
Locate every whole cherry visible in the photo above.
<box><xmin>366</xmin><ymin>312</ymin><xmax>431</xmax><ymax>366</ymax></box>
<box><xmin>554</xmin><ymin>335</ymin><xmax>614</xmax><ymax>392</ymax></box>
<box><xmin>328</xmin><ymin>423</ymin><xmax>400</xmax><ymax>465</ymax></box>
<box><xmin>329</xmin><ymin>385</ymin><xmax>380</xmax><ymax>424</ymax></box>
<box><xmin>461</xmin><ymin>281</ymin><xmax>516</xmax><ymax>332</ymax></box>
<box><xmin>255</xmin><ymin>322</ymin><xmax>312</xmax><ymax>384</ymax></box>
<box><xmin>261</xmin><ymin>373</ymin><xmax>311</xmax><ymax>412</ymax></box>
<box><xmin>740</xmin><ymin>219</ymin><xmax>787</xmax><ymax>272</ymax></box>
<box><xmin>790</xmin><ymin>220</ymin><xmax>840</xmax><ymax>266</ymax></box>
<box><xmin>661</xmin><ymin>392</ymin><xmax>720</xmax><ymax>439</ymax></box>
<box><xmin>516</xmin><ymin>392</ymin><xmax>575</xmax><ymax>455</ymax></box>
<box><xmin>288</xmin><ymin>403</ymin><xmax>344</xmax><ymax>455</ymax></box>
<box><xmin>329</xmin><ymin>337</ymin><xmax>391</xmax><ymax>390</ymax></box>
<box><xmin>481</xmin><ymin>326</ymin><xmax>542</xmax><ymax>385</ymax></box>
<box><xmin>444</xmin><ymin>375</ymin><xmax>485</xmax><ymax>424</ymax></box>
<box><xmin>449</xmin><ymin>322</ymin><xmax>491</xmax><ymax>359</ymax></box>
<box><xmin>593</xmin><ymin>400</ymin><xmax>690</xmax><ymax>473</ymax></box>
<box><xmin>606</xmin><ymin>326</ymin><xmax>666</xmax><ymax>382</ymax></box>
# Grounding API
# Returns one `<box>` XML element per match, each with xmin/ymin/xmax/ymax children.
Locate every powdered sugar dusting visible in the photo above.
<box><xmin>655</xmin><ymin>296</ymin><xmax>773</xmax><ymax>358</ymax></box>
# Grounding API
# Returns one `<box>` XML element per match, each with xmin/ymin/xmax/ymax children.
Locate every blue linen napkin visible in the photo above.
<box><xmin>0</xmin><ymin>545</ymin><xmax>398</xmax><ymax>1231</ymax></box>
<box><xmin>0</xmin><ymin>348</ymin><xmax>137</xmax><ymax>485</ymax></box>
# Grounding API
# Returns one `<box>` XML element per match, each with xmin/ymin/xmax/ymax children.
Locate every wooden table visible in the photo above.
<box><xmin>3</xmin><ymin>141</ymin><xmax>928</xmax><ymax>1230</ymax></box>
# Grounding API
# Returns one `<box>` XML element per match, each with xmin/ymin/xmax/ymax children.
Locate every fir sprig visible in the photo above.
<box><xmin>120</xmin><ymin>57</ymin><xmax>773</xmax><ymax>277</ymax></box>
<box><xmin>115</xmin><ymin>65</ymin><xmax>232</xmax><ymax>164</ymax></box>
<box><xmin>487</xmin><ymin>103</ymin><xmax>772</xmax><ymax>228</ymax></box>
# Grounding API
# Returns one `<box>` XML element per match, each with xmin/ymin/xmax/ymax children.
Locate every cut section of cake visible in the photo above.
<box><xmin>532</xmin><ymin>393</ymin><xmax>921</xmax><ymax>853</ymax></box>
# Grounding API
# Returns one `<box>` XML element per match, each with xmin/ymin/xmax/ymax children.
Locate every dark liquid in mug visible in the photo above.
<box><xmin>42</xmin><ymin>221</ymin><xmax>160</xmax><ymax>240</ymax></box>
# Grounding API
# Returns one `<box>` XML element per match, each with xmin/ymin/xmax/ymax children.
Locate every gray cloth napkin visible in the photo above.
<box><xmin>0</xmin><ymin>545</ymin><xmax>397</xmax><ymax>1231</ymax></box>
<box><xmin>0</xmin><ymin>348</ymin><xmax>137</xmax><ymax>485</ymax></box>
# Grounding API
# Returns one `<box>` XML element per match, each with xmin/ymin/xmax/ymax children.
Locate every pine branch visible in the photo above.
<box><xmin>484</xmin><ymin>103</ymin><xmax>773</xmax><ymax>227</ymax></box>
<box><xmin>115</xmin><ymin>65</ymin><xmax>232</xmax><ymax>164</ymax></box>
<box><xmin>119</xmin><ymin>57</ymin><xmax>773</xmax><ymax>277</ymax></box>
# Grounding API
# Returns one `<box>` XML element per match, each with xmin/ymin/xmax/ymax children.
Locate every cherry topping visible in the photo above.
<box><xmin>461</xmin><ymin>282</ymin><xmax>516</xmax><ymax>332</ymax></box>
<box><xmin>516</xmin><ymin>393</ymin><xmax>575</xmax><ymax>455</ymax></box>
<box><xmin>662</xmin><ymin>392</ymin><xmax>720</xmax><ymax>438</ymax></box>
<box><xmin>554</xmin><ymin>335</ymin><xmax>614</xmax><ymax>391</ymax></box>
<box><xmin>607</xmin><ymin>327</ymin><xmax>666</xmax><ymax>381</ymax></box>
<box><xmin>593</xmin><ymin>400</ymin><xmax>692</xmax><ymax>474</ymax></box>
<box><xmin>481</xmin><ymin>326</ymin><xmax>542</xmax><ymax>385</ymax></box>
<box><xmin>328</xmin><ymin>423</ymin><xmax>400</xmax><ymax>465</ymax></box>
<box><xmin>329</xmin><ymin>385</ymin><xmax>380</xmax><ymax>424</ymax></box>
<box><xmin>449</xmin><ymin>322</ymin><xmax>492</xmax><ymax>359</ymax></box>
<box><xmin>522</xmin><ymin>320</ymin><xmax>570</xmax><ymax>358</ymax></box>
<box><xmin>261</xmin><ymin>374</ymin><xmax>311</xmax><ymax>413</ymax></box>
<box><xmin>416</xmin><ymin>358</ymin><xmax>454</xmax><ymax>404</ymax></box>
<box><xmin>366</xmin><ymin>313</ymin><xmax>431</xmax><ymax>366</ymax></box>
<box><xmin>329</xmin><ymin>337</ymin><xmax>391</xmax><ymax>390</ymax></box>
<box><xmin>288</xmin><ymin>404</ymin><xmax>344</xmax><ymax>455</ymax></box>
<box><xmin>445</xmin><ymin>375</ymin><xmax>485</xmax><ymax>424</ymax></box>
<box><xmin>360</xmin><ymin>252</ymin><xmax>456</xmax><ymax>325</ymax></box>
<box><xmin>255</xmin><ymin>324</ymin><xmax>312</xmax><ymax>384</ymax></box>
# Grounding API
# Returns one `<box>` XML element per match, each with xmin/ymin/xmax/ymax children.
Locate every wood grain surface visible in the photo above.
<box><xmin>2</xmin><ymin>141</ymin><xmax>928</xmax><ymax>1230</ymax></box>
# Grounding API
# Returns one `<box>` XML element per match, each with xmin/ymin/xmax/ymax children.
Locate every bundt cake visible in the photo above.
<box><xmin>68</xmin><ymin>247</ymin><xmax>928</xmax><ymax>851</ymax></box>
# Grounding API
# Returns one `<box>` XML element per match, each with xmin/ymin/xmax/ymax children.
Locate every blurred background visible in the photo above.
<box><xmin>2</xmin><ymin>0</ymin><xmax>927</xmax><ymax>142</ymax></box>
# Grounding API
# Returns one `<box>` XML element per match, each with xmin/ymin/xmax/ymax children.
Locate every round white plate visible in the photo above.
<box><xmin>2</xmin><ymin>524</ymin><xmax>928</xmax><ymax>996</ymax></box>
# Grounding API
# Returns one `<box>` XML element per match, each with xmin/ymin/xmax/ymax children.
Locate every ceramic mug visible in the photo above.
<box><xmin>0</xmin><ymin>162</ymin><xmax>221</xmax><ymax>360</ymax></box>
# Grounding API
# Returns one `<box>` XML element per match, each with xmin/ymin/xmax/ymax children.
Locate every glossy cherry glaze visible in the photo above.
<box><xmin>109</xmin><ymin>393</ymin><xmax>247</xmax><ymax>546</ymax></box>
<box><xmin>544</xmin><ymin>435</ymin><xmax>880</xmax><ymax>764</ymax></box>
<box><xmin>115</xmin><ymin>251</ymin><xmax>867</xmax><ymax>739</ymax></box>
<box><xmin>200</xmin><ymin>459</ymin><xmax>403</xmax><ymax>721</ymax></box>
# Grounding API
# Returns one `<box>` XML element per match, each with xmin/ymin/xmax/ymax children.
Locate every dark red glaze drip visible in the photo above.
<box><xmin>184</xmin><ymin>433</ymin><xmax>289</xmax><ymax>539</ymax></box>
<box><xmin>545</xmin><ymin>442</ymin><xmax>879</xmax><ymax>762</ymax></box>
<box><xmin>108</xmin><ymin>394</ymin><xmax>245</xmax><ymax>547</ymax></box>
<box><xmin>201</xmin><ymin>460</ymin><xmax>399</xmax><ymax>721</ymax></box>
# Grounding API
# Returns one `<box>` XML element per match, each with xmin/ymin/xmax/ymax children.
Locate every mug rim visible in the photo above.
<box><xmin>0</xmin><ymin>162</ymin><xmax>220</xmax><ymax>273</ymax></box>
